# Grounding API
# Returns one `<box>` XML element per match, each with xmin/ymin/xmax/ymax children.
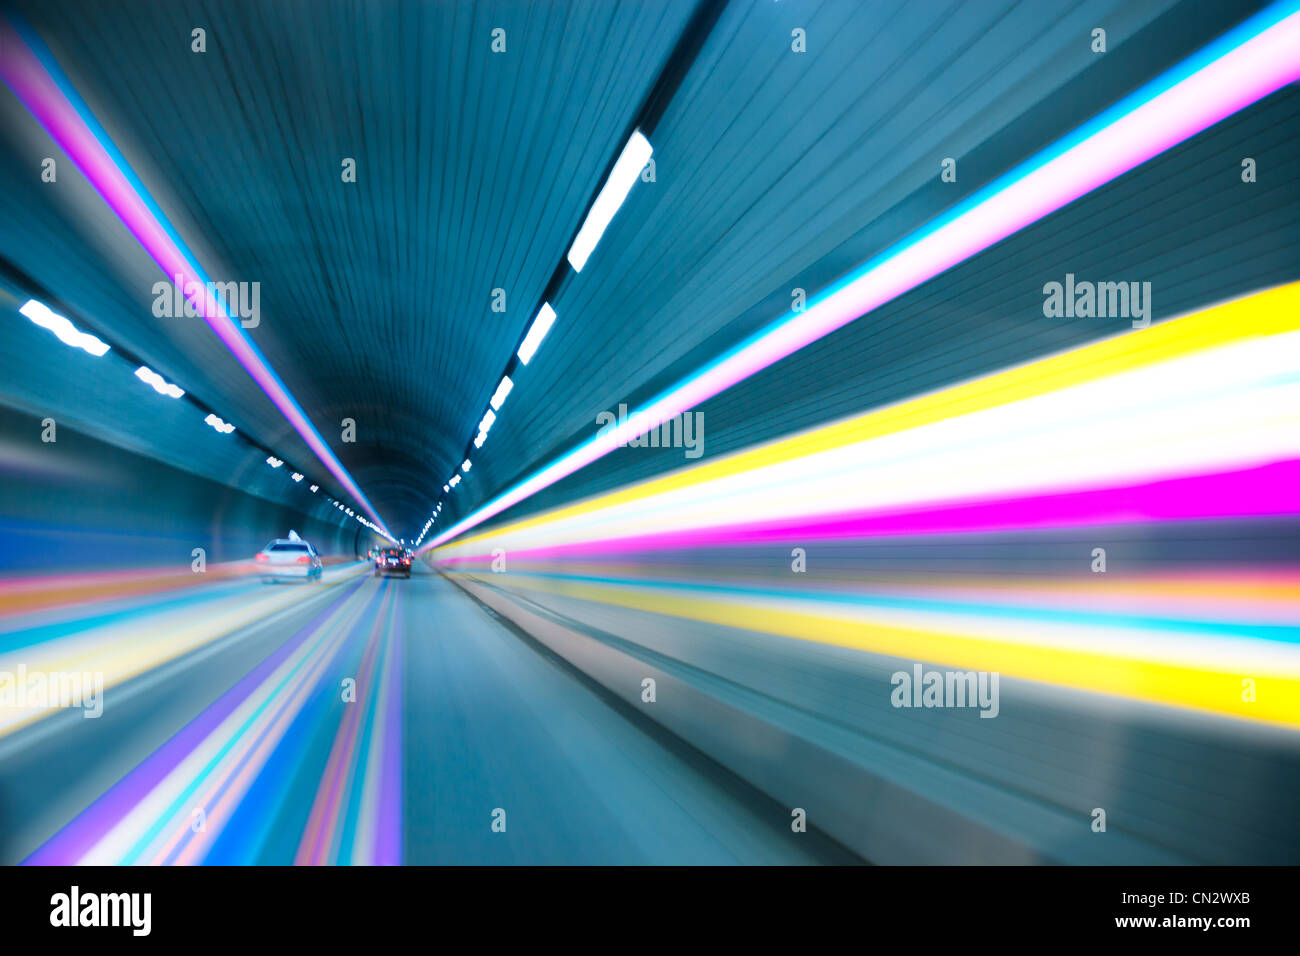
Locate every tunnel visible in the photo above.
<box><xmin>1</xmin><ymin>0</ymin><xmax>1299</xmax><ymax>874</ymax></box>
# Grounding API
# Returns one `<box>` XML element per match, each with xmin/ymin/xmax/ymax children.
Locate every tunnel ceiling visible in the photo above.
<box><xmin>0</xmin><ymin>0</ymin><xmax>697</xmax><ymax>532</ymax></box>
<box><xmin>2</xmin><ymin>0</ymin><xmax>1291</xmax><ymax>541</ymax></box>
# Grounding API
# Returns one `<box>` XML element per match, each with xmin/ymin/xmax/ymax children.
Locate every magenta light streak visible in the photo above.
<box><xmin>374</xmin><ymin>603</ymin><xmax>403</xmax><ymax>866</ymax></box>
<box><xmin>428</xmin><ymin>11</ymin><xmax>1300</xmax><ymax>551</ymax></box>
<box><xmin>437</xmin><ymin>460</ymin><xmax>1300</xmax><ymax>563</ymax></box>
<box><xmin>0</xmin><ymin>20</ymin><xmax>390</xmax><ymax>537</ymax></box>
<box><xmin>23</xmin><ymin>577</ymin><xmax>369</xmax><ymax>865</ymax></box>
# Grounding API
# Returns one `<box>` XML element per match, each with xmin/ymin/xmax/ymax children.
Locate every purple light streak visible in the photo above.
<box><xmin>0</xmin><ymin>19</ymin><xmax>391</xmax><ymax>537</ymax></box>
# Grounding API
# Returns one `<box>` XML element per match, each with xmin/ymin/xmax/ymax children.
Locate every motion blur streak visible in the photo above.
<box><xmin>0</xmin><ymin>564</ymin><xmax>370</xmax><ymax>740</ymax></box>
<box><xmin>25</xmin><ymin>570</ymin><xmax>403</xmax><ymax>865</ymax></box>
<box><xmin>15</xmin><ymin>563</ymin><xmax>825</xmax><ymax>866</ymax></box>
<box><xmin>3</xmin><ymin>0</ymin><xmax>1299</xmax><ymax>868</ymax></box>
<box><xmin>0</xmin><ymin>556</ymin><xmax>354</xmax><ymax>618</ymax></box>
<box><xmin>0</xmin><ymin>15</ymin><xmax>391</xmax><ymax>536</ymax></box>
<box><xmin>437</xmin><ymin>284</ymin><xmax>1300</xmax><ymax>727</ymax></box>
<box><xmin>427</xmin><ymin>4</ymin><xmax>1300</xmax><ymax>549</ymax></box>
<box><xmin>445</xmin><ymin>283</ymin><xmax>1300</xmax><ymax>544</ymax></box>
<box><xmin>294</xmin><ymin>586</ymin><xmax>403</xmax><ymax>866</ymax></box>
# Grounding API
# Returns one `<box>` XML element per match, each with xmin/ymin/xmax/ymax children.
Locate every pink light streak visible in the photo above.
<box><xmin>437</xmin><ymin>460</ymin><xmax>1300</xmax><ymax>563</ymax></box>
<box><xmin>0</xmin><ymin>18</ymin><xmax>391</xmax><ymax>537</ymax></box>
<box><xmin>428</xmin><ymin>10</ymin><xmax>1300</xmax><ymax>550</ymax></box>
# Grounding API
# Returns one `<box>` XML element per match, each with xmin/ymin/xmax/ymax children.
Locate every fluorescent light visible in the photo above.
<box><xmin>133</xmin><ymin>366</ymin><xmax>185</xmax><ymax>398</ymax></box>
<box><xmin>19</xmin><ymin>299</ymin><xmax>110</xmax><ymax>356</ymax></box>
<box><xmin>462</xmin><ymin>459</ymin><xmax>472</xmax><ymax>472</ymax></box>
<box><xmin>516</xmin><ymin>303</ymin><xmax>557</xmax><ymax>365</ymax></box>
<box><xmin>266</xmin><ymin>456</ymin><xmax>283</xmax><ymax>468</ymax></box>
<box><xmin>475</xmin><ymin>407</ymin><xmax>496</xmax><ymax>448</ymax></box>
<box><xmin>443</xmin><ymin>484</ymin><xmax>450</xmax><ymax>492</ymax></box>
<box><xmin>291</xmin><ymin>472</ymin><xmax>304</xmax><ymax>482</ymax></box>
<box><xmin>450</xmin><ymin>475</ymin><xmax>461</xmax><ymax>488</ymax></box>
<box><xmin>489</xmin><ymin>375</ymin><xmax>513</xmax><ymax>411</ymax></box>
<box><xmin>567</xmin><ymin>131</ymin><xmax>653</xmax><ymax>272</ymax></box>
<box><xmin>204</xmin><ymin>413</ymin><xmax>235</xmax><ymax>434</ymax></box>
<box><xmin>310</xmin><ymin>484</ymin><xmax>319</xmax><ymax>492</ymax></box>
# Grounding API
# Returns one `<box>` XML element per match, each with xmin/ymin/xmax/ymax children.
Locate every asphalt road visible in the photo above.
<box><xmin>0</xmin><ymin>562</ymin><xmax>854</xmax><ymax>864</ymax></box>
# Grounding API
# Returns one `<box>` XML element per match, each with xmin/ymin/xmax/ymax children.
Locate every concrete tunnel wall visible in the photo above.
<box><xmin>0</xmin><ymin>404</ymin><xmax>375</xmax><ymax>575</ymax></box>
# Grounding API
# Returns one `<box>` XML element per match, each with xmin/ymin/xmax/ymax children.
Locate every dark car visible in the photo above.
<box><xmin>374</xmin><ymin>547</ymin><xmax>412</xmax><ymax>578</ymax></box>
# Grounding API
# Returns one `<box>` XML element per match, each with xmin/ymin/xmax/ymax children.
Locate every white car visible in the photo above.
<box><xmin>255</xmin><ymin>534</ymin><xmax>323</xmax><ymax>582</ymax></box>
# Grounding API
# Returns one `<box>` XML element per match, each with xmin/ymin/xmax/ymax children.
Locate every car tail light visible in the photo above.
<box><xmin>296</xmin><ymin>555</ymin><xmax>311</xmax><ymax>564</ymax></box>
<box><xmin>401</xmin><ymin>559</ymin><xmax>410</xmax><ymax>565</ymax></box>
<box><xmin>255</xmin><ymin>553</ymin><xmax>268</xmax><ymax>562</ymax></box>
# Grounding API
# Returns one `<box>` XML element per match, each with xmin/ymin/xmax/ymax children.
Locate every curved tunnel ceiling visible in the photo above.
<box><xmin>0</xmin><ymin>0</ymin><xmax>698</xmax><ymax>529</ymax></box>
<box><xmin>1</xmin><ymin>0</ymin><xmax>1295</xmax><ymax>543</ymax></box>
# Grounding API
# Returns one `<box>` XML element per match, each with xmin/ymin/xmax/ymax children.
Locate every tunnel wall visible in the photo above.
<box><xmin>425</xmin><ymin>82</ymin><xmax>1300</xmax><ymax>864</ymax></box>
<box><xmin>0</xmin><ymin>404</ymin><xmax>372</xmax><ymax>575</ymax></box>
<box><xmin>441</xmin><ymin>514</ymin><xmax>1300</xmax><ymax>866</ymax></box>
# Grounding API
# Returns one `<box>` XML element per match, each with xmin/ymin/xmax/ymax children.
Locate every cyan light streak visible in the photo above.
<box><xmin>23</xmin><ymin>572</ymin><xmax>404</xmax><ymax>865</ymax></box>
<box><xmin>436</xmin><ymin>284</ymin><xmax>1300</xmax><ymax>728</ymax></box>
<box><xmin>0</xmin><ymin>15</ymin><xmax>392</xmax><ymax>538</ymax></box>
<box><xmin>426</xmin><ymin>2</ymin><xmax>1300</xmax><ymax>549</ymax></box>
